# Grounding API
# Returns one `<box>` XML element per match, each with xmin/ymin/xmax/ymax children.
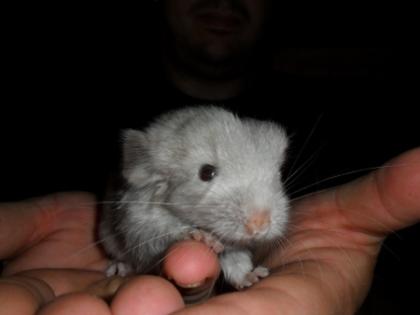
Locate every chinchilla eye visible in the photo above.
<box><xmin>199</xmin><ymin>164</ymin><xmax>217</xmax><ymax>182</ymax></box>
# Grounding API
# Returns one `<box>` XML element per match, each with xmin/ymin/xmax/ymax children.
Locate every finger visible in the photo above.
<box><xmin>292</xmin><ymin>147</ymin><xmax>420</xmax><ymax>237</ymax></box>
<box><xmin>14</xmin><ymin>269</ymin><xmax>106</xmax><ymax>297</ymax></box>
<box><xmin>336</xmin><ymin>147</ymin><xmax>420</xmax><ymax>235</ymax></box>
<box><xmin>371</xmin><ymin>147</ymin><xmax>420</xmax><ymax>230</ymax></box>
<box><xmin>86</xmin><ymin>241</ymin><xmax>220</xmax><ymax>306</ymax></box>
<box><xmin>111</xmin><ymin>276</ymin><xmax>184</xmax><ymax>315</ymax></box>
<box><xmin>0</xmin><ymin>275</ymin><xmax>55</xmax><ymax>315</ymax></box>
<box><xmin>162</xmin><ymin>240</ymin><xmax>220</xmax><ymax>303</ymax></box>
<box><xmin>37</xmin><ymin>292</ymin><xmax>111</xmax><ymax>315</ymax></box>
<box><xmin>172</xmin><ymin>272</ymin><xmax>317</xmax><ymax>315</ymax></box>
<box><xmin>173</xmin><ymin>259</ymin><xmax>367</xmax><ymax>315</ymax></box>
<box><xmin>85</xmin><ymin>275</ymin><xmax>130</xmax><ymax>301</ymax></box>
<box><xmin>163</xmin><ymin>240</ymin><xmax>220</xmax><ymax>287</ymax></box>
<box><xmin>0</xmin><ymin>192</ymin><xmax>96</xmax><ymax>260</ymax></box>
<box><xmin>0</xmin><ymin>196</ymin><xmax>50</xmax><ymax>260</ymax></box>
<box><xmin>0</xmin><ymin>268</ymin><xmax>108</xmax><ymax>314</ymax></box>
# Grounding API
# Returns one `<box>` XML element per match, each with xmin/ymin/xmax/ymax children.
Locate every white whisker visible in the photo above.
<box><xmin>289</xmin><ymin>162</ymin><xmax>419</xmax><ymax>197</ymax></box>
<box><xmin>119</xmin><ymin>228</ymin><xmax>190</xmax><ymax>258</ymax></box>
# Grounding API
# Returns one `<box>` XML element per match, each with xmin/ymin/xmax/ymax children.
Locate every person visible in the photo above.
<box><xmin>2</xmin><ymin>1</ymin><xmax>418</xmax><ymax>314</ymax></box>
<box><xmin>1</xmin><ymin>147</ymin><xmax>419</xmax><ymax>314</ymax></box>
<box><xmin>157</xmin><ymin>0</ymin><xmax>273</xmax><ymax>102</ymax></box>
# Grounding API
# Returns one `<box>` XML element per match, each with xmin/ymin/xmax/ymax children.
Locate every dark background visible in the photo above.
<box><xmin>2</xmin><ymin>2</ymin><xmax>418</xmax><ymax>314</ymax></box>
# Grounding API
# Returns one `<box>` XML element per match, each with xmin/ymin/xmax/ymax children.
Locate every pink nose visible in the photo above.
<box><xmin>245</xmin><ymin>210</ymin><xmax>270</xmax><ymax>235</ymax></box>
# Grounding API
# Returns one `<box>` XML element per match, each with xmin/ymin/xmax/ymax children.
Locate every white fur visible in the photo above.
<box><xmin>100</xmin><ymin>105</ymin><xmax>289</xmax><ymax>289</ymax></box>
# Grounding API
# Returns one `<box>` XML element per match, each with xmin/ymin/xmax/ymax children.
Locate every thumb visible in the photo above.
<box><xmin>0</xmin><ymin>196</ymin><xmax>53</xmax><ymax>260</ymax></box>
<box><xmin>336</xmin><ymin>147</ymin><xmax>420</xmax><ymax>236</ymax></box>
<box><xmin>162</xmin><ymin>240</ymin><xmax>221</xmax><ymax>304</ymax></box>
<box><xmin>0</xmin><ymin>192</ymin><xmax>96</xmax><ymax>261</ymax></box>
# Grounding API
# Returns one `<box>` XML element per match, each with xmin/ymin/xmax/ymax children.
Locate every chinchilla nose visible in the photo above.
<box><xmin>245</xmin><ymin>210</ymin><xmax>270</xmax><ymax>235</ymax></box>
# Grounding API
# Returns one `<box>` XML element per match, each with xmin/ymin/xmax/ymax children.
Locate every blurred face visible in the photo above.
<box><xmin>163</xmin><ymin>0</ymin><xmax>269</xmax><ymax>78</ymax></box>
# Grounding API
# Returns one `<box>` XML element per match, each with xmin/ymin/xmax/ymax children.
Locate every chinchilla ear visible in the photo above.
<box><xmin>122</xmin><ymin>129</ymin><xmax>157</xmax><ymax>186</ymax></box>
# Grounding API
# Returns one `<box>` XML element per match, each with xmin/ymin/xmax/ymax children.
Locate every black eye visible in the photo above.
<box><xmin>199</xmin><ymin>164</ymin><xmax>217</xmax><ymax>182</ymax></box>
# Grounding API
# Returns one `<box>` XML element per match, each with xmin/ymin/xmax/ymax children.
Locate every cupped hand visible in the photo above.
<box><xmin>1</xmin><ymin>148</ymin><xmax>419</xmax><ymax>315</ymax></box>
<box><xmin>170</xmin><ymin>147</ymin><xmax>420</xmax><ymax>315</ymax></box>
<box><xmin>0</xmin><ymin>192</ymin><xmax>219</xmax><ymax>315</ymax></box>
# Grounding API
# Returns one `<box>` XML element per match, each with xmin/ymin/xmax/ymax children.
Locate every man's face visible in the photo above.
<box><xmin>163</xmin><ymin>0</ymin><xmax>269</xmax><ymax>78</ymax></box>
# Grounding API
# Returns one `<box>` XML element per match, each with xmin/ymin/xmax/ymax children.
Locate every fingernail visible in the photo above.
<box><xmin>177</xmin><ymin>280</ymin><xmax>205</xmax><ymax>289</ymax></box>
<box><xmin>86</xmin><ymin>275</ymin><xmax>128</xmax><ymax>302</ymax></box>
<box><xmin>174</xmin><ymin>277</ymin><xmax>216</xmax><ymax>304</ymax></box>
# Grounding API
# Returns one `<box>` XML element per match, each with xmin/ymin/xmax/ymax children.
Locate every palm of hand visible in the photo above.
<box><xmin>1</xmin><ymin>148</ymin><xmax>419</xmax><ymax>315</ymax></box>
<box><xmin>2</xmin><ymin>192</ymin><xmax>108</xmax><ymax>294</ymax></box>
<box><xmin>173</xmin><ymin>148</ymin><xmax>420</xmax><ymax>315</ymax></box>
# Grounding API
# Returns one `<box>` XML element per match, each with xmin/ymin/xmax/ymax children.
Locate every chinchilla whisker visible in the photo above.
<box><xmin>75</xmin><ymin>201</ymin><xmax>229</xmax><ymax>211</ymax></box>
<box><xmin>267</xmin><ymin>236</ymin><xmax>323</xmax><ymax>283</ymax></box>
<box><xmin>290</xmin><ymin>192</ymin><xmax>402</xmax><ymax>241</ymax></box>
<box><xmin>96</xmin><ymin>200</ymin><xmax>228</xmax><ymax>208</ymax></box>
<box><xmin>66</xmin><ymin>241</ymin><xmax>105</xmax><ymax>260</ymax></box>
<box><xmin>120</xmin><ymin>228</ymin><xmax>190</xmax><ymax>258</ymax></box>
<box><xmin>67</xmin><ymin>229</ymin><xmax>131</xmax><ymax>260</ymax></box>
<box><xmin>316</xmin><ymin>225</ymin><xmax>402</xmax><ymax>259</ymax></box>
<box><xmin>146</xmin><ymin>245</ymin><xmax>185</xmax><ymax>274</ymax></box>
<box><xmin>99</xmin><ymin>106</ymin><xmax>292</xmax><ymax>289</ymax></box>
<box><xmin>284</xmin><ymin>145</ymin><xmax>324</xmax><ymax>190</ymax></box>
<box><xmin>282</xmin><ymin>237</ymin><xmax>307</xmax><ymax>278</ymax></box>
<box><xmin>288</xmin><ymin>162</ymin><xmax>419</xmax><ymax>198</ymax></box>
<box><xmin>288</xmin><ymin>188</ymin><xmax>330</xmax><ymax>204</ymax></box>
<box><xmin>287</xmin><ymin>114</ymin><xmax>324</xmax><ymax>179</ymax></box>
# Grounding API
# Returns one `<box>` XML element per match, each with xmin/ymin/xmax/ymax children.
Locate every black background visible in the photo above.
<box><xmin>2</xmin><ymin>2</ymin><xmax>418</xmax><ymax>314</ymax></box>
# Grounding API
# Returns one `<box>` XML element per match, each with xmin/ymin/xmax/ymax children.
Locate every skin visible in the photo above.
<box><xmin>162</xmin><ymin>0</ymin><xmax>270</xmax><ymax>100</ymax></box>
<box><xmin>1</xmin><ymin>148</ymin><xmax>419</xmax><ymax>314</ymax></box>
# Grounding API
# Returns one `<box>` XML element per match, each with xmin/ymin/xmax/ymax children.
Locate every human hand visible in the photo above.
<box><xmin>1</xmin><ymin>148</ymin><xmax>419</xmax><ymax>315</ymax></box>
<box><xmin>169</xmin><ymin>147</ymin><xmax>420</xmax><ymax>315</ymax></box>
<box><xmin>0</xmin><ymin>192</ymin><xmax>110</xmax><ymax>314</ymax></box>
<box><xmin>0</xmin><ymin>192</ymin><xmax>219</xmax><ymax>314</ymax></box>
